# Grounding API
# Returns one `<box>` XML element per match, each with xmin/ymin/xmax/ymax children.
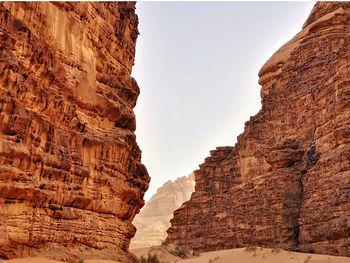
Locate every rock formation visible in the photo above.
<box><xmin>131</xmin><ymin>174</ymin><xmax>195</xmax><ymax>249</ymax></box>
<box><xmin>0</xmin><ymin>2</ymin><xmax>149</xmax><ymax>261</ymax></box>
<box><xmin>167</xmin><ymin>2</ymin><xmax>350</xmax><ymax>257</ymax></box>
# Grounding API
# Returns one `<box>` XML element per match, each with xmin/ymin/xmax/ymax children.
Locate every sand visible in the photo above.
<box><xmin>2</xmin><ymin>247</ymin><xmax>350</xmax><ymax>263</ymax></box>
<box><xmin>4</xmin><ymin>259</ymin><xmax>118</xmax><ymax>263</ymax></box>
<box><xmin>131</xmin><ymin>246</ymin><xmax>350</xmax><ymax>263</ymax></box>
<box><xmin>180</xmin><ymin>248</ymin><xmax>350</xmax><ymax>263</ymax></box>
<box><xmin>5</xmin><ymin>258</ymin><xmax>62</xmax><ymax>263</ymax></box>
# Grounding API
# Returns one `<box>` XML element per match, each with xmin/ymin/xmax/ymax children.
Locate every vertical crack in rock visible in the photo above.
<box><xmin>0</xmin><ymin>2</ymin><xmax>149</xmax><ymax>261</ymax></box>
<box><xmin>167</xmin><ymin>2</ymin><xmax>350</xmax><ymax>257</ymax></box>
<box><xmin>295</xmin><ymin>125</ymin><xmax>318</xmax><ymax>250</ymax></box>
<box><xmin>305</xmin><ymin>141</ymin><xmax>319</xmax><ymax>169</ymax></box>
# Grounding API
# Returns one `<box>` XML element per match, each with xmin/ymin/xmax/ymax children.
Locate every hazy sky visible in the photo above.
<box><xmin>132</xmin><ymin>1</ymin><xmax>316</xmax><ymax>200</ymax></box>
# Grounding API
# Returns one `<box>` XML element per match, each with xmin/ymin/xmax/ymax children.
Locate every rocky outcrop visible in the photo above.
<box><xmin>167</xmin><ymin>2</ymin><xmax>350</xmax><ymax>257</ymax></box>
<box><xmin>0</xmin><ymin>2</ymin><xmax>149</xmax><ymax>261</ymax></box>
<box><xmin>131</xmin><ymin>174</ymin><xmax>195</xmax><ymax>249</ymax></box>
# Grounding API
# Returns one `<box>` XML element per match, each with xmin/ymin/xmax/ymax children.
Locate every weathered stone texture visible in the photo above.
<box><xmin>0</xmin><ymin>2</ymin><xmax>149</xmax><ymax>261</ymax></box>
<box><xmin>167</xmin><ymin>2</ymin><xmax>350</xmax><ymax>257</ymax></box>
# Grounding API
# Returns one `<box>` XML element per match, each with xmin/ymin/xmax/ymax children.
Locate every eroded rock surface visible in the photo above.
<box><xmin>167</xmin><ymin>2</ymin><xmax>350</xmax><ymax>257</ymax></box>
<box><xmin>131</xmin><ymin>174</ymin><xmax>195</xmax><ymax>249</ymax></box>
<box><xmin>0</xmin><ymin>2</ymin><xmax>149</xmax><ymax>261</ymax></box>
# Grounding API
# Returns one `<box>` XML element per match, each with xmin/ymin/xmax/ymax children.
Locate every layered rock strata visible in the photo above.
<box><xmin>0</xmin><ymin>2</ymin><xmax>149</xmax><ymax>261</ymax></box>
<box><xmin>167</xmin><ymin>2</ymin><xmax>350</xmax><ymax>257</ymax></box>
<box><xmin>131</xmin><ymin>174</ymin><xmax>195</xmax><ymax>249</ymax></box>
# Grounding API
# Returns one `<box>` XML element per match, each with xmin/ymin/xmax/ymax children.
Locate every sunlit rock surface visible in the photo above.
<box><xmin>167</xmin><ymin>2</ymin><xmax>350</xmax><ymax>257</ymax></box>
<box><xmin>0</xmin><ymin>2</ymin><xmax>149</xmax><ymax>261</ymax></box>
<box><xmin>131</xmin><ymin>174</ymin><xmax>195</xmax><ymax>249</ymax></box>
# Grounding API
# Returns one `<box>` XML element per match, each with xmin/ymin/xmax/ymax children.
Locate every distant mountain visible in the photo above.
<box><xmin>130</xmin><ymin>174</ymin><xmax>195</xmax><ymax>249</ymax></box>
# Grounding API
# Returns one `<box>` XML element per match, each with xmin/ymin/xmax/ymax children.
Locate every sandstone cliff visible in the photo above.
<box><xmin>0</xmin><ymin>2</ymin><xmax>149</xmax><ymax>261</ymax></box>
<box><xmin>167</xmin><ymin>2</ymin><xmax>350</xmax><ymax>257</ymax></box>
<box><xmin>131</xmin><ymin>174</ymin><xmax>195</xmax><ymax>249</ymax></box>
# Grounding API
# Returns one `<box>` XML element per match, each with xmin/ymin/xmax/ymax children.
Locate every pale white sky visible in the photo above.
<box><xmin>132</xmin><ymin>1</ymin><xmax>316</xmax><ymax>200</ymax></box>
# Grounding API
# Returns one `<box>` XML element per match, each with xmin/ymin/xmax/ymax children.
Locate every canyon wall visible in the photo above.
<box><xmin>167</xmin><ymin>2</ymin><xmax>350</xmax><ymax>257</ymax></box>
<box><xmin>0</xmin><ymin>2</ymin><xmax>149</xmax><ymax>261</ymax></box>
<box><xmin>131</xmin><ymin>174</ymin><xmax>195</xmax><ymax>249</ymax></box>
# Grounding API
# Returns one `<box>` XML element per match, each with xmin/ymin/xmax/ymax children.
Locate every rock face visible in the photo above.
<box><xmin>131</xmin><ymin>174</ymin><xmax>195</xmax><ymax>249</ymax></box>
<box><xmin>0</xmin><ymin>2</ymin><xmax>149</xmax><ymax>261</ymax></box>
<box><xmin>167</xmin><ymin>2</ymin><xmax>350</xmax><ymax>257</ymax></box>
